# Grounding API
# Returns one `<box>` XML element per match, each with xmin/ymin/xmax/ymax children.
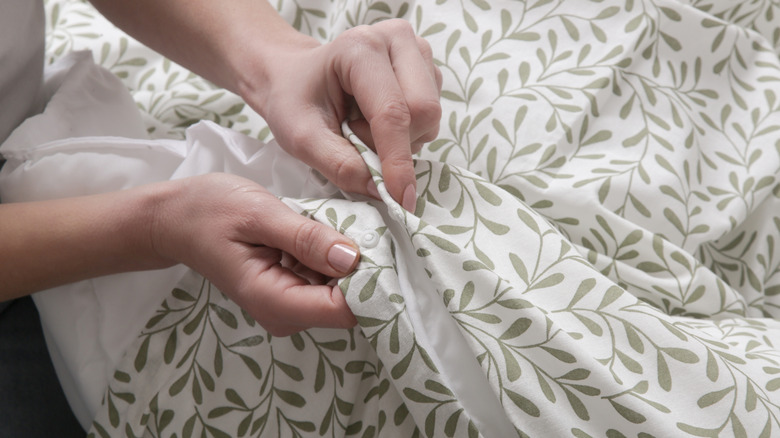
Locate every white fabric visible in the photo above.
<box><xmin>0</xmin><ymin>52</ymin><xmax>335</xmax><ymax>428</ymax></box>
<box><xmin>0</xmin><ymin>51</ymin><xmax>513</xmax><ymax>435</ymax></box>
<box><xmin>10</xmin><ymin>0</ymin><xmax>780</xmax><ymax>434</ymax></box>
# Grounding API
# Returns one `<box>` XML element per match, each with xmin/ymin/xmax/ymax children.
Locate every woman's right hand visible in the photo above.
<box><xmin>235</xmin><ymin>19</ymin><xmax>443</xmax><ymax>213</ymax></box>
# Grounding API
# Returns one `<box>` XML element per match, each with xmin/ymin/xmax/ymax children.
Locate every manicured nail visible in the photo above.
<box><xmin>366</xmin><ymin>179</ymin><xmax>380</xmax><ymax>199</ymax></box>
<box><xmin>402</xmin><ymin>184</ymin><xmax>417</xmax><ymax>213</ymax></box>
<box><xmin>328</xmin><ymin>243</ymin><xmax>358</xmax><ymax>274</ymax></box>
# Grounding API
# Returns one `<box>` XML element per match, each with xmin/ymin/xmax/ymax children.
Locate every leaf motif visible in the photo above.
<box><xmin>531</xmin><ymin>273</ymin><xmax>564</xmax><ymax>291</ymax></box>
<box><xmin>473</xmin><ymin>243</ymin><xmax>496</xmax><ymax>270</ymax></box>
<box><xmin>516</xmin><ymin>209</ymin><xmax>540</xmax><ymax>233</ymax></box>
<box><xmin>403</xmin><ymin>387</ymin><xmax>439</xmax><ymax>404</ymax></box>
<box><xmin>574</xmin><ymin>312</ymin><xmax>603</xmax><ymax>336</ymax></box>
<box><xmin>616</xmin><ymin>349</ymin><xmax>642</xmax><ymax>373</ymax></box>
<box><xmin>163</xmin><ymin>329</ymin><xmax>177</xmax><ymax>365</ymax></box>
<box><xmin>568</xmin><ymin>278</ymin><xmax>596</xmax><ymax>308</ymax></box>
<box><xmin>637</xmin><ymin>262</ymin><xmax>666</xmax><ymax>273</ymax></box>
<box><xmin>500</xmin><ymin>318</ymin><xmax>532</xmax><ymax>340</ymax></box>
<box><xmin>475</xmin><ymin>181</ymin><xmax>502</xmax><ymax>205</ymax></box>
<box><xmin>478</xmin><ymin>215</ymin><xmax>510</xmax><ymax>235</ymax></box>
<box><xmin>463</xmin><ymin>260</ymin><xmax>487</xmax><ymax>271</ymax></box>
<box><xmin>239</xmin><ymin>354</ymin><xmax>263</xmax><ymax>379</ymax></box>
<box><xmin>445</xmin><ymin>409</ymin><xmax>462</xmax><ymax>437</ymax></box>
<box><xmin>391</xmin><ymin>348</ymin><xmax>414</xmax><ymax>379</ymax></box>
<box><xmin>359</xmin><ymin>269</ymin><xmax>383</xmax><ymax>302</ymax></box>
<box><xmin>169</xmin><ymin>371</ymin><xmax>189</xmax><ymax>397</ymax></box>
<box><xmin>228</xmin><ymin>335</ymin><xmax>264</xmax><ymax>348</ymax></box>
<box><xmin>597</xmin><ymin>286</ymin><xmax>622</xmax><ymax>309</ymax></box>
<box><xmin>657</xmin><ymin>351</ymin><xmax>671</xmax><ymax>391</ymax></box>
<box><xmin>422</xmin><ymin>233</ymin><xmax>461</xmax><ymax>253</ymax></box>
<box><xmin>609</xmin><ymin>400</ymin><xmax>646</xmax><ymax>424</ymax></box>
<box><xmin>135</xmin><ymin>337</ymin><xmax>150</xmax><ymax>372</ymax></box>
<box><xmin>505</xmin><ymin>388</ymin><xmax>540</xmax><ymax>417</ymax></box>
<box><xmin>172</xmin><ymin>288</ymin><xmax>196</xmax><ymax>302</ymax></box>
<box><xmin>676</xmin><ymin>423</ymin><xmax>719</xmax><ymax>437</ymax></box>
<box><xmin>275</xmin><ymin>388</ymin><xmax>306</xmax><ymax>408</ymax></box>
<box><xmin>542</xmin><ymin>346</ymin><xmax>576</xmax><ymax>363</ymax></box>
<box><xmin>509</xmin><ymin>253</ymin><xmax>529</xmax><ymax>283</ymax></box>
<box><xmin>564</xmin><ymin>388</ymin><xmax>589</xmax><ymax>420</ymax></box>
<box><xmin>438</xmin><ymin>225</ymin><xmax>471</xmax><ymax>235</ymax></box>
<box><xmin>697</xmin><ymin>386</ymin><xmax>734</xmax><ymax>408</ymax></box>
<box><xmin>766</xmin><ymin>377</ymin><xmax>780</xmax><ymax>391</ymax></box>
<box><xmin>210</xmin><ymin>304</ymin><xmax>238</xmax><ymax>329</ymax></box>
<box><xmin>276</xmin><ymin>360</ymin><xmax>304</xmax><ymax>382</ymax></box>
<box><xmin>664</xmin><ymin>348</ymin><xmax>699</xmax><ymax>363</ymax></box>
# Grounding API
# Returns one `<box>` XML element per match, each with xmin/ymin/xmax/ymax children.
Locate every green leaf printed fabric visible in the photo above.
<box><xmin>39</xmin><ymin>0</ymin><xmax>780</xmax><ymax>436</ymax></box>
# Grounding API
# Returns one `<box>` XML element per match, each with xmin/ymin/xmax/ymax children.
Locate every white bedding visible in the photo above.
<box><xmin>4</xmin><ymin>0</ymin><xmax>780</xmax><ymax>436</ymax></box>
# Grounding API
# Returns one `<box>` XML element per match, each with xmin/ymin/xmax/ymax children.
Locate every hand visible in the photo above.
<box><xmin>88</xmin><ymin>2</ymin><xmax>440</xmax><ymax>210</ymax></box>
<box><xmin>241</xmin><ymin>19</ymin><xmax>443</xmax><ymax>213</ymax></box>
<box><xmin>153</xmin><ymin>173</ymin><xmax>360</xmax><ymax>336</ymax></box>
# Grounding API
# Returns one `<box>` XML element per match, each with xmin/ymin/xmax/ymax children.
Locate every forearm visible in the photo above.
<box><xmin>87</xmin><ymin>0</ymin><xmax>316</xmax><ymax>96</ymax></box>
<box><xmin>0</xmin><ymin>182</ymin><xmax>176</xmax><ymax>300</ymax></box>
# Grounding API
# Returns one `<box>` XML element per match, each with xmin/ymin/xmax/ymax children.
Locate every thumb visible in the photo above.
<box><xmin>272</xmin><ymin>112</ymin><xmax>375</xmax><ymax>198</ymax></box>
<box><xmin>259</xmin><ymin>201</ymin><xmax>361</xmax><ymax>279</ymax></box>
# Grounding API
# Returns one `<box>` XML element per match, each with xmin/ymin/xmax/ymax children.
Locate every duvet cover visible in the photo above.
<box><xmin>3</xmin><ymin>0</ymin><xmax>780</xmax><ymax>436</ymax></box>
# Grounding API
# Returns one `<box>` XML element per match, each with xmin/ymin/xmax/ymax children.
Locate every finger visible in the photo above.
<box><xmin>249</xmin><ymin>198</ymin><xmax>360</xmax><ymax>279</ymax></box>
<box><xmin>345</xmin><ymin>119</ymin><xmax>382</xmax><ymax>200</ymax></box>
<box><xmin>349</xmin><ymin>68</ymin><xmax>438</xmax><ymax>153</ymax></box>
<box><xmin>380</xmin><ymin>22</ymin><xmax>441</xmax><ymax>144</ymax></box>
<box><xmin>416</xmin><ymin>35</ymin><xmax>443</xmax><ymax>94</ymax></box>
<box><xmin>335</xmin><ymin>28</ymin><xmax>417</xmax><ymax>211</ymax></box>
<box><xmin>245</xmin><ymin>263</ymin><xmax>356</xmax><ymax>335</ymax></box>
<box><xmin>285</xmin><ymin>253</ymin><xmax>329</xmax><ymax>285</ymax></box>
<box><xmin>294</xmin><ymin>118</ymin><xmax>375</xmax><ymax>198</ymax></box>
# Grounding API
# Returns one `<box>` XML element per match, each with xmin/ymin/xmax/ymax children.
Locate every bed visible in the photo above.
<box><xmin>3</xmin><ymin>0</ymin><xmax>780</xmax><ymax>436</ymax></box>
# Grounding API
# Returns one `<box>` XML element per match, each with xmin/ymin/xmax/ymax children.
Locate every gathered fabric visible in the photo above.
<box><xmin>5</xmin><ymin>0</ymin><xmax>780</xmax><ymax>435</ymax></box>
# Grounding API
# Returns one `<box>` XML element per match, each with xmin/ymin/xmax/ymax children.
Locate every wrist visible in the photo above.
<box><xmin>228</xmin><ymin>26</ymin><xmax>321</xmax><ymax>118</ymax></box>
<box><xmin>144</xmin><ymin>179</ymin><xmax>187</xmax><ymax>268</ymax></box>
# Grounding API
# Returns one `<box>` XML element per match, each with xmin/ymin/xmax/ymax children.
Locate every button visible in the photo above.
<box><xmin>360</xmin><ymin>231</ymin><xmax>380</xmax><ymax>249</ymax></box>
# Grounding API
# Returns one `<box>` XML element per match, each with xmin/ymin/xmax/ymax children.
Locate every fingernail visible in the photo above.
<box><xmin>328</xmin><ymin>243</ymin><xmax>358</xmax><ymax>274</ymax></box>
<box><xmin>402</xmin><ymin>184</ymin><xmax>417</xmax><ymax>213</ymax></box>
<box><xmin>366</xmin><ymin>179</ymin><xmax>380</xmax><ymax>199</ymax></box>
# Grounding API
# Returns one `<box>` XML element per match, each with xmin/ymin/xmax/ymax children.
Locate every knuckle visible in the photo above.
<box><xmin>333</xmin><ymin>157</ymin><xmax>365</xmax><ymax>192</ymax></box>
<box><xmin>341</xmin><ymin>25</ymin><xmax>383</xmax><ymax>52</ymax></box>
<box><xmin>383</xmin><ymin>150</ymin><xmax>415</xmax><ymax>170</ymax></box>
<box><xmin>408</xmin><ymin>97</ymin><xmax>442</xmax><ymax>127</ymax></box>
<box><xmin>293</xmin><ymin>220</ymin><xmax>323</xmax><ymax>263</ymax></box>
<box><xmin>417</xmin><ymin>113</ymin><xmax>442</xmax><ymax>143</ymax></box>
<box><xmin>416</xmin><ymin>35</ymin><xmax>434</xmax><ymax>60</ymax></box>
<box><xmin>374</xmin><ymin>99</ymin><xmax>412</xmax><ymax>130</ymax></box>
<box><xmin>419</xmin><ymin>127</ymin><xmax>440</xmax><ymax>144</ymax></box>
<box><xmin>284</xmin><ymin>125</ymin><xmax>315</xmax><ymax>152</ymax></box>
<box><xmin>381</xmin><ymin>18</ymin><xmax>415</xmax><ymax>36</ymax></box>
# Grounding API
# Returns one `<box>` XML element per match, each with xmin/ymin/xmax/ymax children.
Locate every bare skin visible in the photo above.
<box><xmin>88</xmin><ymin>0</ymin><xmax>442</xmax><ymax>211</ymax></box>
<box><xmin>0</xmin><ymin>173</ymin><xmax>359</xmax><ymax>335</ymax></box>
<box><xmin>1</xmin><ymin>0</ymin><xmax>441</xmax><ymax>334</ymax></box>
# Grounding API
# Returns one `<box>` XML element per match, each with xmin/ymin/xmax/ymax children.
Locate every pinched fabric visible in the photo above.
<box><xmin>39</xmin><ymin>0</ymin><xmax>780</xmax><ymax>437</ymax></box>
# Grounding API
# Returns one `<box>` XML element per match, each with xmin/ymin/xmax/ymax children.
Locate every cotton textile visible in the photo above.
<box><xmin>7</xmin><ymin>0</ymin><xmax>780</xmax><ymax>436</ymax></box>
